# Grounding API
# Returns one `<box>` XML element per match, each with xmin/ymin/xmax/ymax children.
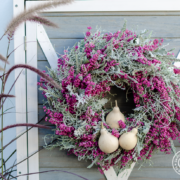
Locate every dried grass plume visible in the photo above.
<box><xmin>6</xmin><ymin>0</ymin><xmax>74</xmax><ymax>36</ymax></box>
<box><xmin>4</xmin><ymin>64</ymin><xmax>62</xmax><ymax>90</ymax></box>
<box><xmin>28</xmin><ymin>16</ymin><xmax>58</xmax><ymax>28</ymax></box>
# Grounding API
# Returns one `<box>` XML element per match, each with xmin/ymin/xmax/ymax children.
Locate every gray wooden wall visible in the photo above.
<box><xmin>36</xmin><ymin>11</ymin><xmax>180</xmax><ymax>180</ymax></box>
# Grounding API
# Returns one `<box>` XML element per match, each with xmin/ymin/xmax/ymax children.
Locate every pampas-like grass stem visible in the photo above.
<box><xmin>0</xmin><ymin>123</ymin><xmax>51</xmax><ymax>133</ymax></box>
<box><xmin>4</xmin><ymin>64</ymin><xmax>62</xmax><ymax>90</ymax></box>
<box><xmin>0</xmin><ymin>94</ymin><xmax>15</xmax><ymax>100</ymax></box>
<box><xmin>6</xmin><ymin>0</ymin><xmax>74</xmax><ymax>36</ymax></box>
<box><xmin>28</xmin><ymin>16</ymin><xmax>58</xmax><ymax>28</ymax></box>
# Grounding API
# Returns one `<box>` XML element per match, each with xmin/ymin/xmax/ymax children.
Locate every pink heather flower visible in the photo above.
<box><xmin>174</xmin><ymin>68</ymin><xmax>180</xmax><ymax>74</ymax></box>
<box><xmin>112</xmin><ymin>129</ymin><xmax>120</xmax><ymax>138</ymax></box>
<box><xmin>103</xmin><ymin>123</ymin><xmax>110</xmax><ymax>129</ymax></box>
<box><xmin>86</xmin><ymin>31</ymin><xmax>91</xmax><ymax>37</ymax></box>
<box><xmin>153</xmin><ymin>39</ymin><xmax>159</xmax><ymax>45</ymax></box>
<box><xmin>90</xmin><ymin>43</ymin><xmax>95</xmax><ymax>48</ymax></box>
<box><xmin>98</xmin><ymin>167</ymin><xmax>104</xmax><ymax>174</ymax></box>
<box><xmin>87</xmin><ymin>26</ymin><xmax>92</xmax><ymax>30</ymax></box>
<box><xmin>118</xmin><ymin>120</ymin><xmax>126</xmax><ymax>128</ymax></box>
<box><xmin>86</xmin><ymin>125</ymin><xmax>91</xmax><ymax>131</ymax></box>
<box><xmin>97</xmin><ymin>50</ymin><xmax>101</xmax><ymax>54</ymax></box>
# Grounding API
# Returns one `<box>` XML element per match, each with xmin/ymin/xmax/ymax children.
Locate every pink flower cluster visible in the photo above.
<box><xmin>118</xmin><ymin>120</ymin><xmax>126</xmax><ymax>128</ymax></box>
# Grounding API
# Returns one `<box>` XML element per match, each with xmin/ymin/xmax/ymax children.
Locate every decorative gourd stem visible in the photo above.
<box><xmin>115</xmin><ymin>100</ymin><xmax>118</xmax><ymax>107</ymax></box>
<box><xmin>101</xmin><ymin>122</ymin><xmax>104</xmax><ymax>129</ymax></box>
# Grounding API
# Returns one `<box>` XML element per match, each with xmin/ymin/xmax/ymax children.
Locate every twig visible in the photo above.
<box><xmin>1</xmin><ymin>38</ymin><xmax>11</xmax><ymax>179</ymax></box>
<box><xmin>11</xmin><ymin>170</ymin><xmax>89</xmax><ymax>180</ymax></box>
<box><xmin>0</xmin><ymin>123</ymin><xmax>51</xmax><ymax>133</ymax></box>
<box><xmin>4</xmin><ymin>138</ymin><xmax>58</xmax><ymax>173</ymax></box>
<box><xmin>2</xmin><ymin>116</ymin><xmax>45</xmax><ymax>150</ymax></box>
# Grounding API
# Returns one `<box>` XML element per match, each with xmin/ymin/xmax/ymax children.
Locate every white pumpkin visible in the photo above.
<box><xmin>119</xmin><ymin>127</ymin><xmax>138</xmax><ymax>150</ymax></box>
<box><xmin>106</xmin><ymin>100</ymin><xmax>125</xmax><ymax>129</ymax></box>
<box><xmin>98</xmin><ymin>122</ymin><xmax>119</xmax><ymax>153</ymax></box>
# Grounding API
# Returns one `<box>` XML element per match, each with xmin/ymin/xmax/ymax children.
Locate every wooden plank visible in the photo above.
<box><xmin>39</xmin><ymin>167</ymin><xmax>179</xmax><ymax>180</ymax></box>
<box><xmin>39</xmin><ymin>167</ymin><xmax>105</xmax><ymax>180</ymax></box>
<box><xmin>37</xmin><ymin>60</ymin><xmax>50</xmax><ymax>72</ymax></box>
<box><xmin>104</xmin><ymin>167</ymin><xmax>119</xmax><ymax>180</ymax></box>
<box><xmin>130</xmin><ymin>167</ymin><xmax>180</xmax><ymax>179</ymax></box>
<box><xmin>37</xmin><ymin>39</ymin><xmax>81</xmax><ymax>60</ymax></box>
<box><xmin>38</xmin><ymin>105</ymin><xmax>46</xmax><ymax>121</ymax></box>
<box><xmin>41</xmin><ymin>11</ymin><xmax>180</xmax><ymax>17</ymax></box>
<box><xmin>37</xmin><ymin>43</ymin><xmax>46</xmax><ymax>61</ymax></box>
<box><xmin>37</xmin><ymin>60</ymin><xmax>50</xmax><ymax>104</ymax></box>
<box><xmin>38</xmin><ymin>85</ymin><xmax>46</xmax><ymax>105</ymax></box>
<box><xmin>174</xmin><ymin>139</ymin><xmax>180</xmax><ymax>147</ymax></box>
<box><xmin>13</xmin><ymin>0</ymin><xmax>28</xmax><ymax>179</ymax></box>
<box><xmin>39</xmin><ymin>148</ymin><xmax>96</xmax><ymax>168</ymax></box>
<box><xmin>129</xmin><ymin>178</ymin><xmax>178</xmax><ymax>180</ymax></box>
<box><xmin>38</xmin><ymin>89</ymin><xmax>46</xmax><ymax>105</ymax></box>
<box><xmin>39</xmin><ymin>126</ymin><xmax>54</xmax><ymax>146</ymax></box>
<box><xmin>40</xmin><ymin>16</ymin><xmax>180</xmax><ymax>39</ymax></box>
<box><xmin>37</xmin><ymin>24</ymin><xmax>58</xmax><ymax>69</ymax></box>
<box><xmin>117</xmin><ymin>163</ymin><xmax>136</xmax><ymax>180</ymax></box>
<box><xmin>26</xmin><ymin>21</ymin><xmax>39</xmax><ymax>180</ymax></box>
<box><xmin>38</xmin><ymin>105</ymin><xmax>52</xmax><ymax>125</ymax></box>
<box><xmin>26</xmin><ymin>1</ymin><xmax>180</xmax><ymax>12</ymax></box>
<box><xmin>38</xmin><ymin>147</ymin><xmax>180</xmax><ymax>168</ymax></box>
<box><xmin>38</xmin><ymin>38</ymin><xmax>180</xmax><ymax>61</ymax></box>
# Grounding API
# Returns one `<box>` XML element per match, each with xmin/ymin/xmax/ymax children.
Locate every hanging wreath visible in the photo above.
<box><xmin>38</xmin><ymin>22</ymin><xmax>180</xmax><ymax>174</ymax></box>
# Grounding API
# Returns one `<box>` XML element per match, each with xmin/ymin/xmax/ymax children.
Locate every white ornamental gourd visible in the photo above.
<box><xmin>106</xmin><ymin>100</ymin><xmax>125</xmax><ymax>129</ymax></box>
<box><xmin>119</xmin><ymin>127</ymin><xmax>138</xmax><ymax>150</ymax></box>
<box><xmin>98</xmin><ymin>122</ymin><xmax>119</xmax><ymax>153</ymax></box>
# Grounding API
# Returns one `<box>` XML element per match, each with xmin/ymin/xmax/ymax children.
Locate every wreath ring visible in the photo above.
<box><xmin>39</xmin><ymin>23</ymin><xmax>180</xmax><ymax>174</ymax></box>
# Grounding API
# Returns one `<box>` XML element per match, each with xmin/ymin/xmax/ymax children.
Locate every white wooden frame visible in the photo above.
<box><xmin>27</xmin><ymin>0</ymin><xmax>180</xmax><ymax>12</ymax></box>
<box><xmin>14</xmin><ymin>0</ymin><xmax>28</xmax><ymax>180</ymax></box>
<box><xmin>14</xmin><ymin>1</ymin><xmax>180</xmax><ymax>180</ymax></box>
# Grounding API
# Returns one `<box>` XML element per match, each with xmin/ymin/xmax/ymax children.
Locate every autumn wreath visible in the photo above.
<box><xmin>38</xmin><ymin>23</ymin><xmax>180</xmax><ymax>174</ymax></box>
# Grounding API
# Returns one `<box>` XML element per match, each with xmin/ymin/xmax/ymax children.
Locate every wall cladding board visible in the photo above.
<box><xmin>37</xmin><ymin>12</ymin><xmax>180</xmax><ymax>180</ymax></box>
<box><xmin>38</xmin><ymin>38</ymin><xmax>180</xmax><ymax>61</ymax></box>
<box><xmin>42</xmin><ymin>15</ymin><xmax>180</xmax><ymax>39</ymax></box>
<box><xmin>39</xmin><ymin>167</ymin><xmax>180</xmax><ymax>180</ymax></box>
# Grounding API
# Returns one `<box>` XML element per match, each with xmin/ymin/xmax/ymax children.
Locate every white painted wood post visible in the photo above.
<box><xmin>27</xmin><ymin>0</ymin><xmax>180</xmax><ymax>12</ymax></box>
<box><xmin>37</xmin><ymin>24</ymin><xmax>58</xmax><ymax>69</ymax></box>
<box><xmin>13</xmin><ymin>0</ymin><xmax>28</xmax><ymax>179</ymax></box>
<box><xmin>26</xmin><ymin>21</ymin><xmax>39</xmax><ymax>180</ymax></box>
<box><xmin>103</xmin><ymin>162</ymin><xmax>136</xmax><ymax>180</ymax></box>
